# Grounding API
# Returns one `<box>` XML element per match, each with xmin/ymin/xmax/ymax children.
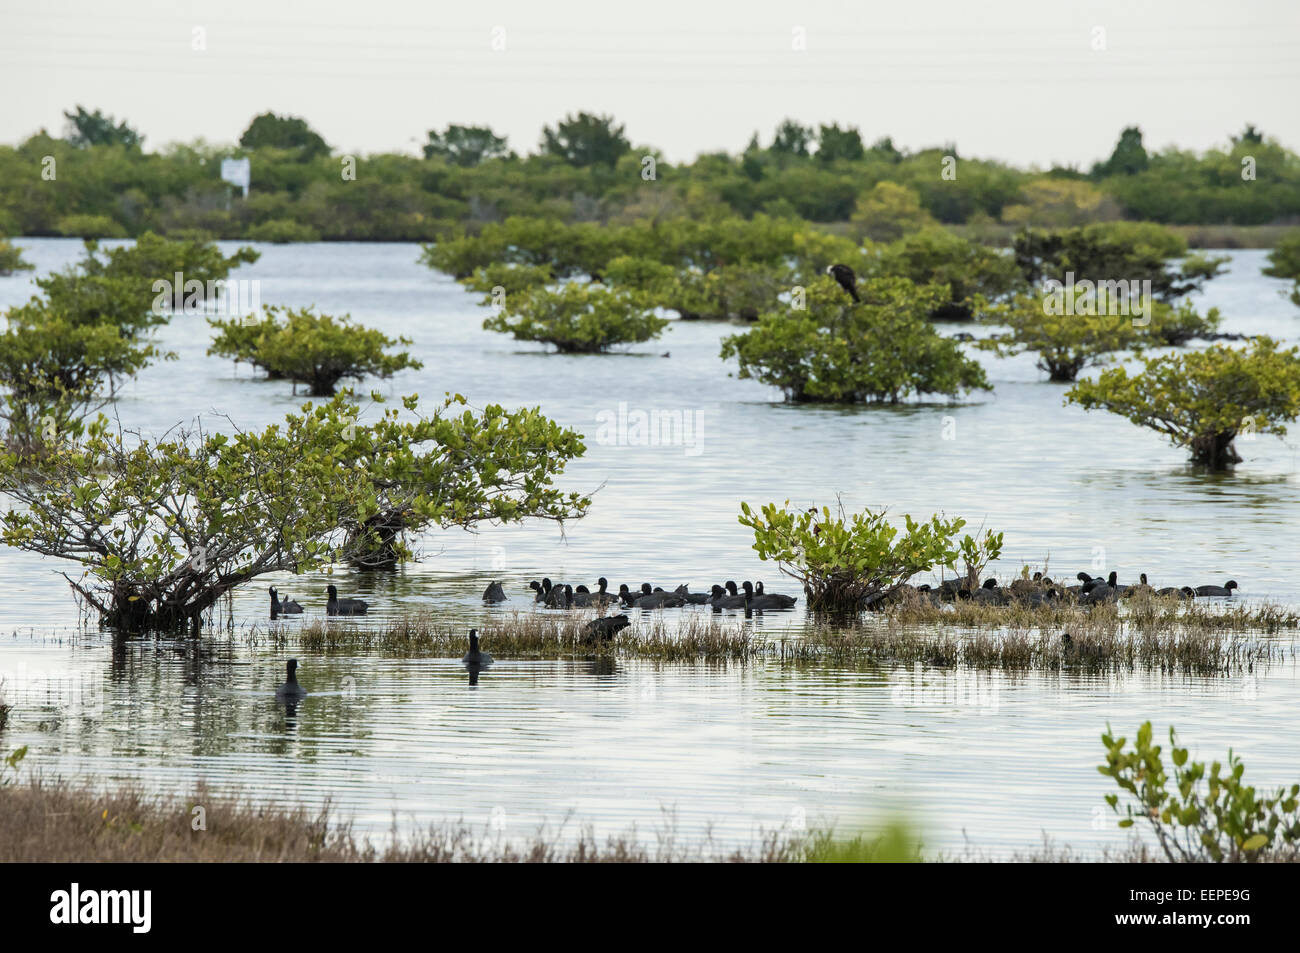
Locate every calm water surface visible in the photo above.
<box><xmin>1</xmin><ymin>239</ymin><xmax>1298</xmax><ymax>855</ymax></box>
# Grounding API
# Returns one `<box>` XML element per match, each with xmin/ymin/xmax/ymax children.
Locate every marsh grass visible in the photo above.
<box><xmin>6</xmin><ymin>777</ymin><xmax>1291</xmax><ymax>862</ymax></box>
<box><xmin>253</xmin><ymin>595</ymin><xmax>1294</xmax><ymax>675</ymax></box>
<box><xmin>276</xmin><ymin>610</ymin><xmax>761</xmax><ymax>661</ymax></box>
<box><xmin>0</xmin><ymin>777</ymin><xmax>817</xmax><ymax>863</ymax></box>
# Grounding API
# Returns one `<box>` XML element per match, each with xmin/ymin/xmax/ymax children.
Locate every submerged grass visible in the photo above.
<box><xmin>252</xmin><ymin>594</ymin><xmax>1296</xmax><ymax>675</ymax></box>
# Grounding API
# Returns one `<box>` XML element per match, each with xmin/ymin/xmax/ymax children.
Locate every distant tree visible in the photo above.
<box><xmin>816</xmin><ymin>124</ymin><xmax>864</xmax><ymax>162</ymax></box>
<box><xmin>239</xmin><ymin>112</ymin><xmax>330</xmax><ymax>159</ymax></box>
<box><xmin>1092</xmin><ymin>126</ymin><xmax>1149</xmax><ymax>177</ymax></box>
<box><xmin>868</xmin><ymin>137</ymin><xmax>903</xmax><ymax>162</ymax></box>
<box><xmin>423</xmin><ymin>124</ymin><xmax>510</xmax><ymax>166</ymax></box>
<box><xmin>1232</xmin><ymin>124</ymin><xmax>1264</xmax><ymax>146</ymax></box>
<box><xmin>62</xmin><ymin>106</ymin><xmax>142</xmax><ymax>149</ymax></box>
<box><xmin>770</xmin><ymin>120</ymin><xmax>813</xmax><ymax>157</ymax></box>
<box><xmin>539</xmin><ymin>113</ymin><xmax>629</xmax><ymax>167</ymax></box>
<box><xmin>850</xmin><ymin>182</ymin><xmax>934</xmax><ymax>241</ymax></box>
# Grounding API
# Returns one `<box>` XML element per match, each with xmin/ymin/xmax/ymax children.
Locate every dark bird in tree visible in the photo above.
<box><xmin>827</xmin><ymin>264</ymin><xmax>860</xmax><ymax>302</ymax></box>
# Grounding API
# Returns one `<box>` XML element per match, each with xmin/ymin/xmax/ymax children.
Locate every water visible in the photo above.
<box><xmin>2</xmin><ymin>239</ymin><xmax>1298</xmax><ymax>855</ymax></box>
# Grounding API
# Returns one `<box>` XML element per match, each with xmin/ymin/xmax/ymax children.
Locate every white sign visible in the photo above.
<box><xmin>220</xmin><ymin>157</ymin><xmax>250</xmax><ymax>195</ymax></box>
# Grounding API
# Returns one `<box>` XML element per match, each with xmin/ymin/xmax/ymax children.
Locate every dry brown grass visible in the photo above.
<box><xmin>6</xmin><ymin>777</ymin><xmax>1294</xmax><ymax>862</ymax></box>
<box><xmin>0</xmin><ymin>777</ymin><xmax>812</xmax><ymax>862</ymax></box>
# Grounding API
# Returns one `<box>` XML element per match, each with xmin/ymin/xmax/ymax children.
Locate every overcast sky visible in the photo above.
<box><xmin>2</xmin><ymin>0</ymin><xmax>1297</xmax><ymax>166</ymax></box>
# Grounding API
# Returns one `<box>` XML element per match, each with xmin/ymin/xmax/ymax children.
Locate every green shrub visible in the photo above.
<box><xmin>459</xmin><ymin>262</ymin><xmax>554</xmax><ymax>298</ymax></box>
<box><xmin>81</xmin><ymin>231</ymin><xmax>259</xmax><ymax>309</ymax></box>
<box><xmin>213</xmin><ymin>306</ymin><xmax>421</xmax><ymax>396</ymax></box>
<box><xmin>739</xmin><ymin>501</ymin><xmax>969</xmax><ymax>612</ymax></box>
<box><xmin>720</xmin><ymin>276</ymin><xmax>989</xmax><ymax>402</ymax></box>
<box><xmin>1013</xmin><ymin>222</ymin><xmax>1228</xmax><ymax>303</ymax></box>
<box><xmin>482</xmin><ymin>283</ymin><xmax>669</xmax><ymax>353</ymax></box>
<box><xmin>1100</xmin><ymin>722</ymin><xmax>1300</xmax><ymax>862</ymax></box>
<box><xmin>54</xmin><ymin>214</ymin><xmax>127</xmax><ymax>239</ymax></box>
<box><xmin>0</xmin><ymin>240</ymin><xmax>33</xmax><ymax>276</ymax></box>
<box><xmin>1067</xmin><ymin>337</ymin><xmax>1300</xmax><ymax>468</ymax></box>
<box><xmin>850</xmin><ymin>182</ymin><xmax>934</xmax><ymax>241</ymax></box>
<box><xmin>247</xmin><ymin>219</ymin><xmax>322</xmax><ymax>243</ymax></box>
<box><xmin>1263</xmin><ymin>232</ymin><xmax>1300</xmax><ymax>307</ymax></box>
<box><xmin>979</xmin><ymin>293</ymin><xmax>1221</xmax><ymax>382</ymax></box>
<box><xmin>871</xmin><ymin>227</ymin><xmax>1023</xmax><ymax>319</ymax></box>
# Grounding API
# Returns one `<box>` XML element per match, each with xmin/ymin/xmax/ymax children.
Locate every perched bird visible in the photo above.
<box><xmin>827</xmin><ymin>263</ymin><xmax>860</xmax><ymax>302</ymax></box>
<box><xmin>482</xmin><ymin>581</ymin><xmax>507</xmax><ymax>603</ymax></box>
<box><xmin>585</xmin><ymin>614</ymin><xmax>631</xmax><ymax>641</ymax></box>
<box><xmin>276</xmin><ymin>658</ymin><xmax>308</xmax><ymax>699</ymax></box>
<box><xmin>326</xmin><ymin>584</ymin><xmax>368</xmax><ymax>616</ymax></box>
<box><xmin>1195</xmin><ymin>580</ymin><xmax>1239</xmax><ymax>598</ymax></box>
<box><xmin>462</xmin><ymin>629</ymin><xmax>493</xmax><ymax>665</ymax></box>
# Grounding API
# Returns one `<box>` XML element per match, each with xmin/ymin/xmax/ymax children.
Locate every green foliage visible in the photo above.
<box><xmin>1091</xmin><ymin>126</ymin><xmax>1149</xmax><ymax>178</ymax></box>
<box><xmin>720</xmin><ymin>277</ymin><xmax>990</xmax><ymax>402</ymax></box>
<box><xmin>666</xmin><ymin>264</ymin><xmax>791</xmax><ymax>321</ymax></box>
<box><xmin>979</xmin><ymin>293</ymin><xmax>1221</xmax><ymax>381</ymax></box>
<box><xmin>1</xmin><ymin>745</ymin><xmax>27</xmax><ymax>786</ymax></box>
<box><xmin>739</xmin><ymin>501</ymin><xmax>968</xmax><ymax>612</ymax></box>
<box><xmin>239</xmin><ymin>112</ymin><xmax>330</xmax><ymax>159</ymax></box>
<box><xmin>423</xmin><ymin>125</ymin><xmax>511</xmax><ymax>166</ymax></box>
<box><xmin>539</xmin><ymin>112</ymin><xmax>630</xmax><ymax>168</ymax></box>
<box><xmin>63</xmin><ymin>105</ymin><xmax>142</xmax><ymax>149</ymax></box>
<box><xmin>871</xmin><ymin>227</ymin><xmax>1023</xmax><ymax>318</ymax></box>
<box><xmin>1067</xmin><ymin>338</ymin><xmax>1300</xmax><ymax>468</ymax></box>
<box><xmin>1264</xmin><ymin>232</ymin><xmax>1300</xmax><ymax>307</ymax></box>
<box><xmin>0</xmin><ymin>240</ymin><xmax>34</xmax><ymax>276</ymax></box>
<box><xmin>1000</xmin><ymin>178</ymin><xmax>1119</xmax><ymax>227</ymax></box>
<box><xmin>460</xmin><ymin>262</ymin><xmax>554</xmax><ymax>298</ymax></box>
<box><xmin>0</xmin><ymin>393</ymin><xmax>588</xmax><ymax>628</ymax></box>
<box><xmin>247</xmin><ymin>219</ymin><xmax>321</xmax><ymax>243</ymax></box>
<box><xmin>81</xmin><ymin>231</ymin><xmax>259</xmax><ymax>308</ymax></box>
<box><xmin>481</xmin><ymin>283</ymin><xmax>669</xmax><ymax>353</ymax></box>
<box><xmin>956</xmin><ymin>529</ymin><xmax>1004</xmax><ymax>590</ymax></box>
<box><xmin>0</xmin><ymin>234</ymin><xmax>236</xmax><ymax>448</ymax></box>
<box><xmin>816</xmin><ymin>123</ymin><xmax>865</xmax><ymax>163</ymax></box>
<box><xmin>851</xmin><ymin>182</ymin><xmax>935</xmax><ymax>241</ymax></box>
<box><xmin>1013</xmin><ymin>222</ymin><xmax>1227</xmax><ymax>303</ymax></box>
<box><xmin>1100</xmin><ymin>722</ymin><xmax>1300</xmax><ymax>862</ymax></box>
<box><xmin>209</xmin><ymin>306</ymin><xmax>421</xmax><ymax>396</ymax></box>
<box><xmin>769</xmin><ymin>120</ymin><xmax>814</xmax><ymax>158</ymax></box>
<box><xmin>3</xmin><ymin>117</ymin><xmax>1298</xmax><ymax>238</ymax></box>
<box><xmin>55</xmin><ymin>214</ymin><xmax>127</xmax><ymax>239</ymax></box>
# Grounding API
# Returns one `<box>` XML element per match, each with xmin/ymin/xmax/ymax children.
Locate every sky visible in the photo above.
<box><xmin>2</xmin><ymin>0</ymin><xmax>1298</xmax><ymax>166</ymax></box>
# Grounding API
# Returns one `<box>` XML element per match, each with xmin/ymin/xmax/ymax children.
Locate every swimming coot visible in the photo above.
<box><xmin>482</xmin><ymin>581</ymin><xmax>507</xmax><ymax>603</ymax></box>
<box><xmin>326</xmin><ymin>584</ymin><xmax>368</xmax><ymax>616</ymax></box>
<box><xmin>1194</xmin><ymin>580</ymin><xmax>1239</xmax><ymax>597</ymax></box>
<box><xmin>276</xmin><ymin>658</ymin><xmax>308</xmax><ymax>698</ymax></box>
<box><xmin>462</xmin><ymin>629</ymin><xmax>493</xmax><ymax>665</ymax></box>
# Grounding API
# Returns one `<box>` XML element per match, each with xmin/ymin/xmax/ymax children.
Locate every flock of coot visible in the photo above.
<box><xmin>901</xmin><ymin>571</ymin><xmax>1240</xmax><ymax>607</ymax></box>
<box><xmin>489</xmin><ymin>577</ymin><xmax>799</xmax><ymax>611</ymax></box>
<box><xmin>270</xmin><ymin>570</ymin><xmax>1242</xmax><ymax>698</ymax></box>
